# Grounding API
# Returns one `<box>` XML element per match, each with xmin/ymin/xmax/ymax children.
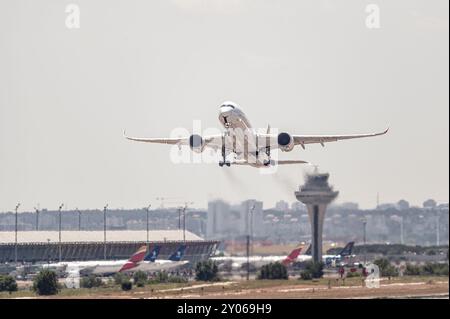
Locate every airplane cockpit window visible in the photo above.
<box><xmin>221</xmin><ymin>104</ymin><xmax>235</xmax><ymax>109</ymax></box>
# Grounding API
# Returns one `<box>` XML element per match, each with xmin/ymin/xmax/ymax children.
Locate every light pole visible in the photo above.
<box><xmin>362</xmin><ymin>217</ymin><xmax>367</xmax><ymax>265</ymax></box>
<box><xmin>34</xmin><ymin>207</ymin><xmax>39</xmax><ymax>231</ymax></box>
<box><xmin>58</xmin><ymin>204</ymin><xmax>64</xmax><ymax>262</ymax></box>
<box><xmin>103</xmin><ymin>204</ymin><xmax>108</xmax><ymax>260</ymax></box>
<box><xmin>435</xmin><ymin>211</ymin><xmax>440</xmax><ymax>246</ymax></box>
<box><xmin>146</xmin><ymin>205</ymin><xmax>151</xmax><ymax>245</ymax></box>
<box><xmin>14</xmin><ymin>203</ymin><xmax>20</xmax><ymax>264</ymax></box>
<box><xmin>182</xmin><ymin>206</ymin><xmax>187</xmax><ymax>243</ymax></box>
<box><xmin>249</xmin><ymin>204</ymin><xmax>255</xmax><ymax>256</ymax></box>
<box><xmin>76</xmin><ymin>208</ymin><xmax>81</xmax><ymax>231</ymax></box>
<box><xmin>47</xmin><ymin>238</ymin><xmax>51</xmax><ymax>265</ymax></box>
<box><xmin>182</xmin><ymin>202</ymin><xmax>194</xmax><ymax>243</ymax></box>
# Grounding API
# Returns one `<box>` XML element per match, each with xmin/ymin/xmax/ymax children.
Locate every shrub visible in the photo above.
<box><xmin>346</xmin><ymin>271</ymin><xmax>361</xmax><ymax>278</ymax></box>
<box><xmin>167</xmin><ymin>276</ymin><xmax>189</xmax><ymax>283</ymax></box>
<box><xmin>133</xmin><ymin>271</ymin><xmax>148</xmax><ymax>287</ymax></box>
<box><xmin>0</xmin><ymin>275</ymin><xmax>18</xmax><ymax>293</ymax></box>
<box><xmin>302</xmin><ymin>261</ymin><xmax>324</xmax><ymax>279</ymax></box>
<box><xmin>33</xmin><ymin>269</ymin><xmax>59</xmax><ymax>295</ymax></box>
<box><xmin>258</xmin><ymin>262</ymin><xmax>288</xmax><ymax>280</ymax></box>
<box><xmin>422</xmin><ymin>263</ymin><xmax>449</xmax><ymax>276</ymax></box>
<box><xmin>114</xmin><ymin>272</ymin><xmax>128</xmax><ymax>285</ymax></box>
<box><xmin>80</xmin><ymin>275</ymin><xmax>103</xmax><ymax>289</ymax></box>
<box><xmin>121</xmin><ymin>280</ymin><xmax>133</xmax><ymax>291</ymax></box>
<box><xmin>373</xmin><ymin>258</ymin><xmax>398</xmax><ymax>277</ymax></box>
<box><xmin>299</xmin><ymin>271</ymin><xmax>312</xmax><ymax>280</ymax></box>
<box><xmin>195</xmin><ymin>260</ymin><xmax>219</xmax><ymax>282</ymax></box>
<box><xmin>404</xmin><ymin>264</ymin><xmax>422</xmax><ymax>276</ymax></box>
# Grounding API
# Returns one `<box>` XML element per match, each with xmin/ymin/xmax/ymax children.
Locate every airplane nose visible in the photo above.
<box><xmin>220</xmin><ymin>105</ymin><xmax>234</xmax><ymax>116</ymax></box>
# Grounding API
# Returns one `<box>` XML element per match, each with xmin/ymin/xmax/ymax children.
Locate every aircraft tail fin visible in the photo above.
<box><xmin>338</xmin><ymin>242</ymin><xmax>355</xmax><ymax>257</ymax></box>
<box><xmin>169</xmin><ymin>245</ymin><xmax>186</xmax><ymax>262</ymax></box>
<box><xmin>303</xmin><ymin>243</ymin><xmax>312</xmax><ymax>256</ymax></box>
<box><xmin>281</xmin><ymin>246</ymin><xmax>303</xmax><ymax>266</ymax></box>
<box><xmin>119</xmin><ymin>245</ymin><xmax>147</xmax><ymax>272</ymax></box>
<box><xmin>144</xmin><ymin>246</ymin><xmax>161</xmax><ymax>262</ymax></box>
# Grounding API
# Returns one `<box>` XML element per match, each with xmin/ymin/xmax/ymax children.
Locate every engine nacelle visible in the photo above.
<box><xmin>189</xmin><ymin>134</ymin><xmax>205</xmax><ymax>153</ymax></box>
<box><xmin>278</xmin><ymin>132</ymin><xmax>294</xmax><ymax>152</ymax></box>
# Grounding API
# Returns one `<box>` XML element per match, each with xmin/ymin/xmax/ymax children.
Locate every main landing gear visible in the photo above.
<box><xmin>219</xmin><ymin>133</ymin><xmax>231</xmax><ymax>167</ymax></box>
<box><xmin>219</xmin><ymin>161</ymin><xmax>231</xmax><ymax>167</ymax></box>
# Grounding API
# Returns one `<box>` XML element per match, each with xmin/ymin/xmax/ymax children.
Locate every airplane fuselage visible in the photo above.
<box><xmin>218</xmin><ymin>102</ymin><xmax>269</xmax><ymax>167</ymax></box>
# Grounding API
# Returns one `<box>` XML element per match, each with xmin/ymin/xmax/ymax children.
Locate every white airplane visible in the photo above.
<box><xmin>134</xmin><ymin>245</ymin><xmax>189</xmax><ymax>272</ymax></box>
<box><xmin>44</xmin><ymin>245</ymin><xmax>148</xmax><ymax>278</ymax></box>
<box><xmin>211</xmin><ymin>245</ymin><xmax>303</xmax><ymax>270</ymax></box>
<box><xmin>297</xmin><ymin>242</ymin><xmax>355</xmax><ymax>266</ymax></box>
<box><xmin>124</xmin><ymin>101</ymin><xmax>388</xmax><ymax>167</ymax></box>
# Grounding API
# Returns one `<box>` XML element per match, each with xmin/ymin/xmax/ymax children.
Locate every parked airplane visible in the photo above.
<box><xmin>61</xmin><ymin>245</ymin><xmax>149</xmax><ymax>277</ymax></box>
<box><xmin>124</xmin><ymin>101</ymin><xmax>388</xmax><ymax>167</ymax></box>
<box><xmin>297</xmin><ymin>242</ymin><xmax>355</xmax><ymax>266</ymax></box>
<box><xmin>211</xmin><ymin>246</ymin><xmax>304</xmax><ymax>270</ymax></box>
<box><xmin>134</xmin><ymin>245</ymin><xmax>189</xmax><ymax>272</ymax></box>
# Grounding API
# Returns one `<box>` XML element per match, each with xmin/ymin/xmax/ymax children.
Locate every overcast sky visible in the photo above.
<box><xmin>0</xmin><ymin>0</ymin><xmax>448</xmax><ymax>212</ymax></box>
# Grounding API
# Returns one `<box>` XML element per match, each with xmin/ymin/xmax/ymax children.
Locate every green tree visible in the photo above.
<box><xmin>0</xmin><ymin>275</ymin><xmax>18</xmax><ymax>293</ymax></box>
<box><xmin>114</xmin><ymin>272</ymin><xmax>128</xmax><ymax>285</ymax></box>
<box><xmin>404</xmin><ymin>264</ymin><xmax>422</xmax><ymax>276</ymax></box>
<box><xmin>301</xmin><ymin>261</ymin><xmax>324</xmax><ymax>279</ymax></box>
<box><xmin>374</xmin><ymin>258</ymin><xmax>398</xmax><ymax>277</ymax></box>
<box><xmin>195</xmin><ymin>260</ymin><xmax>219</xmax><ymax>281</ymax></box>
<box><xmin>133</xmin><ymin>271</ymin><xmax>148</xmax><ymax>287</ymax></box>
<box><xmin>80</xmin><ymin>275</ymin><xmax>103</xmax><ymax>288</ymax></box>
<box><xmin>257</xmin><ymin>262</ymin><xmax>288</xmax><ymax>280</ymax></box>
<box><xmin>33</xmin><ymin>269</ymin><xmax>59</xmax><ymax>296</ymax></box>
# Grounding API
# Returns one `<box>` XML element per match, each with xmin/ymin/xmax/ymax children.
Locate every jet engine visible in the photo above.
<box><xmin>189</xmin><ymin>134</ymin><xmax>205</xmax><ymax>153</ymax></box>
<box><xmin>278</xmin><ymin>132</ymin><xmax>294</xmax><ymax>152</ymax></box>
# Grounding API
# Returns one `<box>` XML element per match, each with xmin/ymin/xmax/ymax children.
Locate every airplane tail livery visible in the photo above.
<box><xmin>281</xmin><ymin>246</ymin><xmax>303</xmax><ymax>266</ymax></box>
<box><xmin>338</xmin><ymin>242</ymin><xmax>355</xmax><ymax>257</ymax></box>
<box><xmin>168</xmin><ymin>245</ymin><xmax>186</xmax><ymax>262</ymax></box>
<box><xmin>144</xmin><ymin>246</ymin><xmax>161</xmax><ymax>262</ymax></box>
<box><xmin>119</xmin><ymin>245</ymin><xmax>147</xmax><ymax>272</ymax></box>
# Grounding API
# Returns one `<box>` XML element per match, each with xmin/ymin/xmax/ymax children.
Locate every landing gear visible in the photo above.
<box><xmin>263</xmin><ymin>144</ymin><xmax>271</xmax><ymax>166</ymax></box>
<box><xmin>219</xmin><ymin>133</ymin><xmax>231</xmax><ymax>167</ymax></box>
<box><xmin>219</xmin><ymin>161</ymin><xmax>231</xmax><ymax>167</ymax></box>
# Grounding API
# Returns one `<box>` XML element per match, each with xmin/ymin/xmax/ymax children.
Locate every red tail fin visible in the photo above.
<box><xmin>119</xmin><ymin>245</ymin><xmax>147</xmax><ymax>272</ymax></box>
<box><xmin>281</xmin><ymin>246</ymin><xmax>302</xmax><ymax>266</ymax></box>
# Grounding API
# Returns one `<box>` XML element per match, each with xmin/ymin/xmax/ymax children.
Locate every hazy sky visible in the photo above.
<box><xmin>0</xmin><ymin>0</ymin><xmax>448</xmax><ymax>212</ymax></box>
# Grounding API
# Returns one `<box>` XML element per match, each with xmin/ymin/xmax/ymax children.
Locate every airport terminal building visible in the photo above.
<box><xmin>0</xmin><ymin>230</ymin><xmax>219</xmax><ymax>265</ymax></box>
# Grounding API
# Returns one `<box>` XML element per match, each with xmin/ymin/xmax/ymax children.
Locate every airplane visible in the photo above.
<box><xmin>297</xmin><ymin>242</ymin><xmax>355</xmax><ymax>266</ymax></box>
<box><xmin>43</xmin><ymin>245</ymin><xmax>148</xmax><ymax>279</ymax></box>
<box><xmin>211</xmin><ymin>246</ymin><xmax>303</xmax><ymax>270</ymax></box>
<box><xmin>134</xmin><ymin>245</ymin><xmax>189</xmax><ymax>272</ymax></box>
<box><xmin>124</xmin><ymin>101</ymin><xmax>388</xmax><ymax>167</ymax></box>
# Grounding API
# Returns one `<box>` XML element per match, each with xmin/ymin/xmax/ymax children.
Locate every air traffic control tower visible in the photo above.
<box><xmin>295</xmin><ymin>170</ymin><xmax>338</xmax><ymax>263</ymax></box>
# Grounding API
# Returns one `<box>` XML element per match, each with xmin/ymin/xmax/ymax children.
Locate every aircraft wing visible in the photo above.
<box><xmin>292</xmin><ymin>128</ymin><xmax>389</xmax><ymax>145</ymax></box>
<box><xmin>231</xmin><ymin>159</ymin><xmax>309</xmax><ymax>166</ymax></box>
<box><xmin>259</xmin><ymin>128</ymin><xmax>389</xmax><ymax>150</ymax></box>
<box><xmin>124</xmin><ymin>131</ymin><xmax>223</xmax><ymax>150</ymax></box>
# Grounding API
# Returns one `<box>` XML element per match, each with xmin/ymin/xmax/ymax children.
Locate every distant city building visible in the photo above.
<box><xmin>206</xmin><ymin>200</ymin><xmax>231</xmax><ymax>239</ymax></box>
<box><xmin>239</xmin><ymin>199</ymin><xmax>263</xmax><ymax>237</ymax></box>
<box><xmin>275</xmin><ymin>200</ymin><xmax>289</xmax><ymax>212</ymax></box>
<box><xmin>291</xmin><ymin>202</ymin><xmax>305</xmax><ymax>212</ymax></box>
<box><xmin>338</xmin><ymin>202</ymin><xmax>359</xmax><ymax>210</ymax></box>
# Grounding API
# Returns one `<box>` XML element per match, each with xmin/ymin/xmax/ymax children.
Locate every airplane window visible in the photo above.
<box><xmin>222</xmin><ymin>104</ymin><xmax>235</xmax><ymax>109</ymax></box>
